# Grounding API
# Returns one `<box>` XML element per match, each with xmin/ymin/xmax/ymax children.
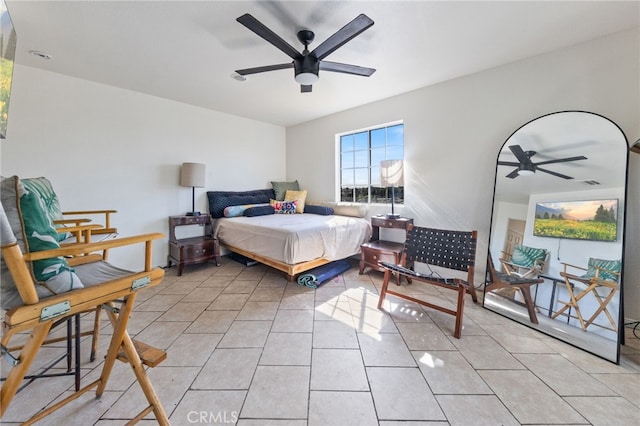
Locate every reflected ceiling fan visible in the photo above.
<box><xmin>498</xmin><ymin>144</ymin><xmax>588</xmax><ymax>179</ymax></box>
<box><xmin>235</xmin><ymin>13</ymin><xmax>376</xmax><ymax>93</ymax></box>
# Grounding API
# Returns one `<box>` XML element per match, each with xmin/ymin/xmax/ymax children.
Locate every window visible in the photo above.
<box><xmin>339</xmin><ymin>122</ymin><xmax>404</xmax><ymax>203</ymax></box>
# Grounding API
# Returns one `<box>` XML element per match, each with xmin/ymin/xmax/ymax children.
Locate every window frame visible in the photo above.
<box><xmin>336</xmin><ymin>121</ymin><xmax>404</xmax><ymax>204</ymax></box>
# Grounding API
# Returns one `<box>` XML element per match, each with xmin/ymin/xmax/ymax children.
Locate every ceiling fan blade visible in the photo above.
<box><xmin>506</xmin><ymin>169</ymin><xmax>520</xmax><ymax>179</ymax></box>
<box><xmin>498</xmin><ymin>161</ymin><xmax>520</xmax><ymax>167</ymax></box>
<box><xmin>534</xmin><ymin>155</ymin><xmax>588</xmax><ymax>166</ymax></box>
<box><xmin>301</xmin><ymin>85</ymin><xmax>312</xmax><ymax>93</ymax></box>
<box><xmin>319</xmin><ymin>61</ymin><xmax>376</xmax><ymax>76</ymax></box>
<box><xmin>237</xmin><ymin>13</ymin><xmax>301</xmax><ymax>60</ymax></box>
<box><xmin>311</xmin><ymin>14</ymin><xmax>374</xmax><ymax>60</ymax></box>
<box><xmin>236</xmin><ymin>63</ymin><xmax>293</xmax><ymax>76</ymax></box>
<box><xmin>508</xmin><ymin>144</ymin><xmax>531</xmax><ymax>164</ymax></box>
<box><xmin>536</xmin><ymin>167</ymin><xmax>574</xmax><ymax>179</ymax></box>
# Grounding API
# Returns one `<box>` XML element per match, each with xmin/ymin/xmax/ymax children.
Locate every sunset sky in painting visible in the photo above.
<box><xmin>541</xmin><ymin>199</ymin><xmax>617</xmax><ymax>221</ymax></box>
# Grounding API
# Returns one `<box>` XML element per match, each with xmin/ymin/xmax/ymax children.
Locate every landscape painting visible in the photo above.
<box><xmin>1</xmin><ymin>0</ymin><xmax>16</xmax><ymax>139</ymax></box>
<box><xmin>533</xmin><ymin>199</ymin><xmax>618</xmax><ymax>242</ymax></box>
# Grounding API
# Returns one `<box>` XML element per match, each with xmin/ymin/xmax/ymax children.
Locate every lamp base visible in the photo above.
<box><xmin>385</xmin><ymin>213</ymin><xmax>400</xmax><ymax>219</ymax></box>
<box><xmin>186</xmin><ymin>211</ymin><xmax>201</xmax><ymax>216</ymax></box>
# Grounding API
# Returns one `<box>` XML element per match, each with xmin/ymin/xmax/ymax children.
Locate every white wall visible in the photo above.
<box><xmin>1</xmin><ymin>65</ymin><xmax>286</xmax><ymax>269</ymax></box>
<box><xmin>286</xmin><ymin>29</ymin><xmax>640</xmax><ymax>318</ymax></box>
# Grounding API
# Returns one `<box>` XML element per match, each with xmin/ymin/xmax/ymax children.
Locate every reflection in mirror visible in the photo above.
<box><xmin>484</xmin><ymin>111</ymin><xmax>628</xmax><ymax>363</ymax></box>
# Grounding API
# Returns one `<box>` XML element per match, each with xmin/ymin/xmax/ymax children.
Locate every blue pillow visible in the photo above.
<box><xmin>244</xmin><ymin>205</ymin><xmax>275</xmax><ymax>217</ymax></box>
<box><xmin>207</xmin><ymin>189</ymin><xmax>275</xmax><ymax>218</ymax></box>
<box><xmin>304</xmin><ymin>204</ymin><xmax>334</xmax><ymax>216</ymax></box>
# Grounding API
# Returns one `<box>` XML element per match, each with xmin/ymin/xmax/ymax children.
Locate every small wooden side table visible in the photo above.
<box><xmin>359</xmin><ymin>216</ymin><xmax>413</xmax><ymax>285</ymax></box>
<box><xmin>167</xmin><ymin>214</ymin><xmax>220</xmax><ymax>276</ymax></box>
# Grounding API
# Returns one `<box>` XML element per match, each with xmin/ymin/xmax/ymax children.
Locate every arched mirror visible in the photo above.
<box><xmin>484</xmin><ymin>111</ymin><xmax>628</xmax><ymax>363</ymax></box>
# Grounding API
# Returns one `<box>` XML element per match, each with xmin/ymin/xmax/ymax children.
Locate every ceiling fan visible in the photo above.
<box><xmin>235</xmin><ymin>13</ymin><xmax>376</xmax><ymax>93</ymax></box>
<box><xmin>498</xmin><ymin>144</ymin><xmax>588</xmax><ymax>179</ymax></box>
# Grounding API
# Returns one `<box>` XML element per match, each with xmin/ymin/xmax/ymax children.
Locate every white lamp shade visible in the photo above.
<box><xmin>294</xmin><ymin>72</ymin><xmax>319</xmax><ymax>85</ymax></box>
<box><xmin>180</xmin><ymin>162</ymin><xmax>206</xmax><ymax>188</ymax></box>
<box><xmin>380</xmin><ymin>160</ymin><xmax>404</xmax><ymax>187</ymax></box>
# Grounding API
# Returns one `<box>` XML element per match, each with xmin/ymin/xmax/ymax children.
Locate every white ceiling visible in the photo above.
<box><xmin>5</xmin><ymin>1</ymin><xmax>639</xmax><ymax>127</ymax></box>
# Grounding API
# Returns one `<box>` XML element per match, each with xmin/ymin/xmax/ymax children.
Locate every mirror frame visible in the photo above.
<box><xmin>484</xmin><ymin>110</ymin><xmax>629</xmax><ymax>363</ymax></box>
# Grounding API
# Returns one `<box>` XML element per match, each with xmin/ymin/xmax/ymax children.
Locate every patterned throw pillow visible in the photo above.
<box><xmin>510</xmin><ymin>245</ymin><xmax>546</xmax><ymax>268</ymax></box>
<box><xmin>19</xmin><ymin>184</ymin><xmax>76</xmax><ymax>282</ymax></box>
<box><xmin>284</xmin><ymin>189</ymin><xmax>307</xmax><ymax>213</ymax></box>
<box><xmin>583</xmin><ymin>258</ymin><xmax>621</xmax><ymax>282</ymax></box>
<box><xmin>270</xmin><ymin>199</ymin><xmax>297</xmax><ymax>214</ymax></box>
<box><xmin>0</xmin><ymin>176</ymin><xmax>84</xmax><ymax>310</ymax></box>
<box><xmin>21</xmin><ymin>177</ymin><xmax>70</xmax><ymax>241</ymax></box>
<box><xmin>271</xmin><ymin>180</ymin><xmax>299</xmax><ymax>201</ymax></box>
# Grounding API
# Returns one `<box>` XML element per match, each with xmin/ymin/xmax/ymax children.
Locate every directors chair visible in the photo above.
<box><xmin>500</xmin><ymin>244</ymin><xmax>548</xmax><ymax>279</ymax></box>
<box><xmin>377</xmin><ymin>225</ymin><xmax>478</xmax><ymax>339</ymax></box>
<box><xmin>0</xmin><ymin>200</ymin><xmax>169</xmax><ymax>424</ymax></box>
<box><xmin>1</xmin><ymin>175</ymin><xmax>118</xmax><ymax>380</ymax></box>
<box><xmin>552</xmin><ymin>257</ymin><xmax>621</xmax><ymax>332</ymax></box>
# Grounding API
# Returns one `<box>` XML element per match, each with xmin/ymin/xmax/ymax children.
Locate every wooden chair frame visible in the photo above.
<box><xmin>377</xmin><ymin>225</ymin><xmax>478</xmax><ymax>339</ymax></box>
<box><xmin>56</xmin><ymin>210</ymin><xmax>118</xmax><ymax>261</ymax></box>
<box><xmin>1</xmin><ymin>223</ymin><xmax>169</xmax><ymax>424</ymax></box>
<box><xmin>61</xmin><ymin>209</ymin><xmax>118</xmax><ymax>236</ymax></box>
<box><xmin>552</xmin><ymin>262</ymin><xmax>620</xmax><ymax>331</ymax></box>
<box><xmin>1</xmin><ymin>177</ymin><xmax>118</xmax><ymax>399</ymax></box>
<box><xmin>486</xmin><ymin>254</ymin><xmax>543</xmax><ymax>324</ymax></box>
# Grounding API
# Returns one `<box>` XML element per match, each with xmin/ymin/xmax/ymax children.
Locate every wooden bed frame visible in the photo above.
<box><xmin>221</xmin><ymin>242</ymin><xmax>331</xmax><ymax>281</ymax></box>
<box><xmin>207</xmin><ymin>188</ymin><xmax>363</xmax><ymax>281</ymax></box>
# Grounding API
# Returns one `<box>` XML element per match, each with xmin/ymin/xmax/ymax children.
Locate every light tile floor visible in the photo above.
<box><xmin>2</xmin><ymin>257</ymin><xmax>640</xmax><ymax>425</ymax></box>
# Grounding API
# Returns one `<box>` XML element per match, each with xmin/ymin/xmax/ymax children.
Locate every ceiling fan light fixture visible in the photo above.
<box><xmin>294</xmin><ymin>55</ymin><xmax>319</xmax><ymax>85</ymax></box>
<box><xmin>294</xmin><ymin>72</ymin><xmax>318</xmax><ymax>85</ymax></box>
<box><xmin>235</xmin><ymin>13</ymin><xmax>375</xmax><ymax>91</ymax></box>
<box><xmin>518</xmin><ymin>163</ymin><xmax>536</xmax><ymax>176</ymax></box>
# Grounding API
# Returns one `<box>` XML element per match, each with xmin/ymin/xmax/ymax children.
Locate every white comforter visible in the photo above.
<box><xmin>214</xmin><ymin>214</ymin><xmax>372</xmax><ymax>264</ymax></box>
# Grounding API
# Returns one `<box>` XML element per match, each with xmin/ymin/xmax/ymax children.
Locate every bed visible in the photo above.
<box><xmin>207</xmin><ymin>189</ymin><xmax>372</xmax><ymax>280</ymax></box>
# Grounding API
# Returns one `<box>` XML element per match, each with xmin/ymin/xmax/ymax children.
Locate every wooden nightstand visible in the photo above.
<box><xmin>167</xmin><ymin>214</ymin><xmax>220</xmax><ymax>276</ymax></box>
<box><xmin>359</xmin><ymin>216</ymin><xmax>413</xmax><ymax>285</ymax></box>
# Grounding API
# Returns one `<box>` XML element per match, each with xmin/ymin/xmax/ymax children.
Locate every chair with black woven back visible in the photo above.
<box><xmin>486</xmin><ymin>252</ymin><xmax>543</xmax><ymax>324</ymax></box>
<box><xmin>376</xmin><ymin>224</ymin><xmax>478</xmax><ymax>339</ymax></box>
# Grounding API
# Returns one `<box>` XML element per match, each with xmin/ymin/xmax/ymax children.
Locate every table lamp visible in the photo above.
<box><xmin>180</xmin><ymin>162</ymin><xmax>205</xmax><ymax>216</ymax></box>
<box><xmin>380</xmin><ymin>159</ymin><xmax>404</xmax><ymax>219</ymax></box>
